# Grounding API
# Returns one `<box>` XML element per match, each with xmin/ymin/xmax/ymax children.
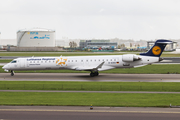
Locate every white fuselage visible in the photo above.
<box><xmin>2</xmin><ymin>55</ymin><xmax>159</xmax><ymax>71</ymax></box>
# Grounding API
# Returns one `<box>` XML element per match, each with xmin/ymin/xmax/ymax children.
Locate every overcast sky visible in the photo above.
<box><xmin>0</xmin><ymin>0</ymin><xmax>180</xmax><ymax>40</ymax></box>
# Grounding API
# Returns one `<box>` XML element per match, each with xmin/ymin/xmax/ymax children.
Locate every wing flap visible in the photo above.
<box><xmin>75</xmin><ymin>62</ymin><xmax>105</xmax><ymax>71</ymax></box>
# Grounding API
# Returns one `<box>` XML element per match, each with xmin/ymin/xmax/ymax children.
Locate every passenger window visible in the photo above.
<box><xmin>75</xmin><ymin>60</ymin><xmax>77</xmax><ymax>62</ymax></box>
<box><xmin>81</xmin><ymin>60</ymin><xmax>83</xmax><ymax>62</ymax></box>
<box><xmin>68</xmin><ymin>60</ymin><xmax>70</xmax><ymax>62</ymax></box>
<box><xmin>106</xmin><ymin>59</ymin><xmax>108</xmax><ymax>61</ymax></box>
<box><xmin>72</xmin><ymin>60</ymin><xmax>73</xmax><ymax>62</ymax></box>
<box><xmin>95</xmin><ymin>59</ymin><xmax>96</xmax><ymax>61</ymax></box>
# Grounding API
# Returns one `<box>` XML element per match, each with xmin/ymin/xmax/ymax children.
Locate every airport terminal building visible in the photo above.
<box><xmin>79</xmin><ymin>40</ymin><xmax>117</xmax><ymax>49</ymax></box>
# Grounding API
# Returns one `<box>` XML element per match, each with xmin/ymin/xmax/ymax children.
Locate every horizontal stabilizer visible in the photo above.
<box><xmin>157</xmin><ymin>41</ymin><xmax>172</xmax><ymax>44</ymax></box>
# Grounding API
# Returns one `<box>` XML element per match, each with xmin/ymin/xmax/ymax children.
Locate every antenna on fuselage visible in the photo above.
<box><xmin>60</xmin><ymin>55</ymin><xmax>62</xmax><ymax>57</ymax></box>
<box><xmin>32</xmin><ymin>56</ymin><xmax>34</xmax><ymax>58</ymax></box>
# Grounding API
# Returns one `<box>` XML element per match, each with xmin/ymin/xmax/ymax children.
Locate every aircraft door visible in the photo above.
<box><xmin>27</xmin><ymin>60</ymin><xmax>29</xmax><ymax>67</ymax></box>
<box><xmin>20</xmin><ymin>58</ymin><xmax>25</xmax><ymax>68</ymax></box>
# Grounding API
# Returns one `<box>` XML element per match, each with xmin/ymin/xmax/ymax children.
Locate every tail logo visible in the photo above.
<box><xmin>152</xmin><ymin>46</ymin><xmax>161</xmax><ymax>55</ymax></box>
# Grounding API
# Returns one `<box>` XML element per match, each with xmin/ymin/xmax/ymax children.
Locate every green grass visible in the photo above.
<box><xmin>161</xmin><ymin>54</ymin><xmax>180</xmax><ymax>57</ymax></box>
<box><xmin>0</xmin><ymin>52</ymin><xmax>180</xmax><ymax>57</ymax></box>
<box><xmin>1</xmin><ymin>81</ymin><xmax>180</xmax><ymax>92</ymax></box>
<box><xmin>0</xmin><ymin>60</ymin><xmax>12</xmax><ymax>63</ymax></box>
<box><xmin>0</xmin><ymin>64</ymin><xmax>180</xmax><ymax>74</ymax></box>
<box><xmin>0</xmin><ymin>92</ymin><xmax>179</xmax><ymax>107</ymax></box>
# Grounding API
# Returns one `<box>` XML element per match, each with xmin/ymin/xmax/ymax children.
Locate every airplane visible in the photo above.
<box><xmin>2</xmin><ymin>39</ymin><xmax>172</xmax><ymax>77</ymax></box>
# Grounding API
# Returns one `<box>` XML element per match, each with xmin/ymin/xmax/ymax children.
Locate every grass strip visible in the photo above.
<box><xmin>0</xmin><ymin>92</ymin><xmax>179</xmax><ymax>107</ymax></box>
<box><xmin>0</xmin><ymin>52</ymin><xmax>179</xmax><ymax>57</ymax></box>
<box><xmin>1</xmin><ymin>81</ymin><xmax>180</xmax><ymax>92</ymax></box>
<box><xmin>1</xmin><ymin>64</ymin><xmax>180</xmax><ymax>74</ymax></box>
<box><xmin>0</xmin><ymin>60</ymin><xmax>12</xmax><ymax>63</ymax></box>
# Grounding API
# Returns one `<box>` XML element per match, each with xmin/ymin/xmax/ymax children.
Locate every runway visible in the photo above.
<box><xmin>1</xmin><ymin>73</ymin><xmax>180</xmax><ymax>82</ymax></box>
<box><xmin>1</xmin><ymin>106</ymin><xmax>180</xmax><ymax>120</ymax></box>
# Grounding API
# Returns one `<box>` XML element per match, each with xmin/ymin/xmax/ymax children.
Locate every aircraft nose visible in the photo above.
<box><xmin>2</xmin><ymin>65</ymin><xmax>5</xmax><ymax>69</ymax></box>
<box><xmin>2</xmin><ymin>64</ymin><xmax>8</xmax><ymax>69</ymax></box>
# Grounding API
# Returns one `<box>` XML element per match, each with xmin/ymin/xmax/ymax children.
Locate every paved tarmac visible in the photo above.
<box><xmin>1</xmin><ymin>73</ymin><xmax>180</xmax><ymax>82</ymax></box>
<box><xmin>1</xmin><ymin>106</ymin><xmax>180</xmax><ymax>120</ymax></box>
<box><xmin>0</xmin><ymin>63</ymin><xmax>6</xmax><ymax>66</ymax></box>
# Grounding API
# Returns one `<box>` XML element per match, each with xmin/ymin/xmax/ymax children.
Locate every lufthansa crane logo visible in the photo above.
<box><xmin>152</xmin><ymin>46</ymin><xmax>161</xmax><ymax>55</ymax></box>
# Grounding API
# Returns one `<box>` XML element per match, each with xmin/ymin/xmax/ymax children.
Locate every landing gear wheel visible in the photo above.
<box><xmin>11</xmin><ymin>70</ymin><xmax>14</xmax><ymax>76</ymax></box>
<box><xmin>90</xmin><ymin>71</ymin><xmax>99</xmax><ymax>77</ymax></box>
<box><xmin>90</xmin><ymin>73</ymin><xmax>95</xmax><ymax>77</ymax></box>
<box><xmin>94</xmin><ymin>72</ymin><xmax>99</xmax><ymax>76</ymax></box>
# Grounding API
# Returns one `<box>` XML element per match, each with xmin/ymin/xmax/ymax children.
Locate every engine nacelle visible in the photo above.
<box><xmin>122</xmin><ymin>54</ymin><xmax>141</xmax><ymax>62</ymax></box>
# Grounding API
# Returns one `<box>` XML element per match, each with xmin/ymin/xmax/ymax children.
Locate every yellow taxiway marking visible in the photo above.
<box><xmin>0</xmin><ymin>109</ymin><xmax>180</xmax><ymax>114</ymax></box>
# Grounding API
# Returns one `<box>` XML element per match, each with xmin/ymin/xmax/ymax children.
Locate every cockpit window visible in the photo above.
<box><xmin>11</xmin><ymin>60</ymin><xmax>17</xmax><ymax>63</ymax></box>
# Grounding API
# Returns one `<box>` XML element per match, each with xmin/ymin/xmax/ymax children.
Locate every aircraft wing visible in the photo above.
<box><xmin>134</xmin><ymin>64</ymin><xmax>147</xmax><ymax>68</ymax></box>
<box><xmin>75</xmin><ymin>62</ymin><xmax>108</xmax><ymax>71</ymax></box>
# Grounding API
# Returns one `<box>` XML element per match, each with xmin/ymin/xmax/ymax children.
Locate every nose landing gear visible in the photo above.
<box><xmin>11</xmin><ymin>70</ymin><xmax>14</xmax><ymax>76</ymax></box>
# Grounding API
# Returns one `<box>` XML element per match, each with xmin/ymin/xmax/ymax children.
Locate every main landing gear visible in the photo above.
<box><xmin>90</xmin><ymin>71</ymin><xmax>99</xmax><ymax>77</ymax></box>
<box><xmin>11</xmin><ymin>70</ymin><xmax>14</xmax><ymax>76</ymax></box>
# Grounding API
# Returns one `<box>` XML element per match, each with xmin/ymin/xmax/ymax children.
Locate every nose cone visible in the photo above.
<box><xmin>2</xmin><ymin>64</ymin><xmax>10</xmax><ymax>72</ymax></box>
<box><xmin>2</xmin><ymin>64</ymin><xmax>8</xmax><ymax>69</ymax></box>
<box><xmin>2</xmin><ymin>65</ymin><xmax>6</xmax><ymax>69</ymax></box>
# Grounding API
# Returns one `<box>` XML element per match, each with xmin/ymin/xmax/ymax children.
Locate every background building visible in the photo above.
<box><xmin>0</xmin><ymin>32</ymin><xmax>2</xmax><ymax>45</ymax></box>
<box><xmin>17</xmin><ymin>28</ymin><xmax>55</xmax><ymax>47</ymax></box>
<box><xmin>79</xmin><ymin>40</ymin><xmax>117</xmax><ymax>49</ymax></box>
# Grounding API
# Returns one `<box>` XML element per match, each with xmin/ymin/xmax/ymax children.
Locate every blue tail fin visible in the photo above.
<box><xmin>140</xmin><ymin>39</ymin><xmax>172</xmax><ymax>57</ymax></box>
